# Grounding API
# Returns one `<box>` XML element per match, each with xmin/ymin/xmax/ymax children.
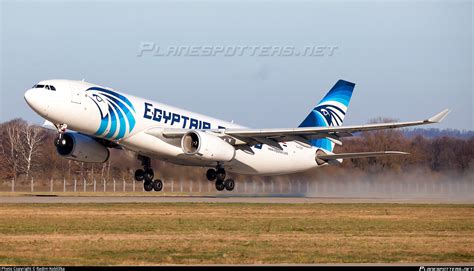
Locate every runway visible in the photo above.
<box><xmin>0</xmin><ymin>195</ymin><xmax>471</xmax><ymax>204</ymax></box>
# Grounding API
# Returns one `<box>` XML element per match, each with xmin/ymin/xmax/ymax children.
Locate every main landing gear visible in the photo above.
<box><xmin>134</xmin><ymin>157</ymin><xmax>234</xmax><ymax>192</ymax></box>
<box><xmin>134</xmin><ymin>155</ymin><xmax>162</xmax><ymax>192</ymax></box>
<box><xmin>206</xmin><ymin>166</ymin><xmax>235</xmax><ymax>191</ymax></box>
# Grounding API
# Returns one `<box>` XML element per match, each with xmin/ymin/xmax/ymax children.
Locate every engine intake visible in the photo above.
<box><xmin>181</xmin><ymin>131</ymin><xmax>235</xmax><ymax>162</ymax></box>
<box><xmin>56</xmin><ymin>132</ymin><xmax>110</xmax><ymax>163</ymax></box>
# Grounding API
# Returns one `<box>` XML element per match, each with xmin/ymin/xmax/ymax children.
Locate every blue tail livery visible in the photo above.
<box><xmin>298</xmin><ymin>80</ymin><xmax>355</xmax><ymax>152</ymax></box>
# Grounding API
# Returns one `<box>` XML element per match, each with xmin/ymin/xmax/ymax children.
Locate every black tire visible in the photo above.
<box><xmin>206</xmin><ymin>169</ymin><xmax>217</xmax><ymax>181</ymax></box>
<box><xmin>55</xmin><ymin>135</ymin><xmax>66</xmax><ymax>147</ymax></box>
<box><xmin>153</xmin><ymin>179</ymin><xmax>163</xmax><ymax>192</ymax></box>
<box><xmin>144</xmin><ymin>168</ymin><xmax>154</xmax><ymax>182</ymax></box>
<box><xmin>216</xmin><ymin>168</ymin><xmax>226</xmax><ymax>182</ymax></box>
<box><xmin>134</xmin><ymin>169</ymin><xmax>145</xmax><ymax>181</ymax></box>
<box><xmin>54</xmin><ymin>136</ymin><xmax>60</xmax><ymax>147</ymax></box>
<box><xmin>224</xmin><ymin>179</ymin><xmax>235</xmax><ymax>191</ymax></box>
<box><xmin>144</xmin><ymin>181</ymin><xmax>153</xmax><ymax>192</ymax></box>
<box><xmin>215</xmin><ymin>180</ymin><xmax>225</xmax><ymax>191</ymax></box>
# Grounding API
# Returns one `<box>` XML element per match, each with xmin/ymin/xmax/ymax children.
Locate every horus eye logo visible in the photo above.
<box><xmin>86</xmin><ymin>87</ymin><xmax>136</xmax><ymax>140</ymax></box>
<box><xmin>314</xmin><ymin>103</ymin><xmax>345</xmax><ymax>126</ymax></box>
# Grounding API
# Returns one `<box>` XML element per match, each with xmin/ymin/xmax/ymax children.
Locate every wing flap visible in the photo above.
<box><xmin>317</xmin><ymin>151</ymin><xmax>409</xmax><ymax>160</ymax></box>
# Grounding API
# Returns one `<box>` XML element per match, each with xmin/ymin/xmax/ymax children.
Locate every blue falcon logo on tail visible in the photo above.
<box><xmin>313</xmin><ymin>104</ymin><xmax>346</xmax><ymax>126</ymax></box>
<box><xmin>86</xmin><ymin>87</ymin><xmax>136</xmax><ymax>140</ymax></box>
<box><xmin>299</xmin><ymin>80</ymin><xmax>355</xmax><ymax>152</ymax></box>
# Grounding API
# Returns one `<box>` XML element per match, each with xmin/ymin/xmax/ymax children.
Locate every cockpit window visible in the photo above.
<box><xmin>32</xmin><ymin>84</ymin><xmax>56</xmax><ymax>91</ymax></box>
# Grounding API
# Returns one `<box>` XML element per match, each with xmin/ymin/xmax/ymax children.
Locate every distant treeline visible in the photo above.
<box><xmin>0</xmin><ymin>118</ymin><xmax>473</xmax><ymax>182</ymax></box>
<box><xmin>339</xmin><ymin>129</ymin><xmax>473</xmax><ymax>173</ymax></box>
<box><xmin>403</xmin><ymin>128</ymin><xmax>474</xmax><ymax>139</ymax></box>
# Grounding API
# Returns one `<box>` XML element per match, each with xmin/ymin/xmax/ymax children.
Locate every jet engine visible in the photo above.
<box><xmin>181</xmin><ymin>131</ymin><xmax>235</xmax><ymax>162</ymax></box>
<box><xmin>55</xmin><ymin>132</ymin><xmax>110</xmax><ymax>163</ymax></box>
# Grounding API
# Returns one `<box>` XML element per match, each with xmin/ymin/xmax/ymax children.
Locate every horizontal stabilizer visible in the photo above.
<box><xmin>317</xmin><ymin>151</ymin><xmax>409</xmax><ymax>160</ymax></box>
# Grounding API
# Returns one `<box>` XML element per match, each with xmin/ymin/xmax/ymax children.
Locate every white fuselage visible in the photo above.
<box><xmin>24</xmin><ymin>79</ymin><xmax>321</xmax><ymax>175</ymax></box>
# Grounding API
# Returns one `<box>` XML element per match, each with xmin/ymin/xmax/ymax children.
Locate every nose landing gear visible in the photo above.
<box><xmin>53</xmin><ymin>123</ymin><xmax>68</xmax><ymax>147</ymax></box>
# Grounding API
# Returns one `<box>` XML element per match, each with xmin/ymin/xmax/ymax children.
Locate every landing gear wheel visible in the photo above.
<box><xmin>54</xmin><ymin>136</ymin><xmax>67</xmax><ymax>147</ymax></box>
<box><xmin>144</xmin><ymin>168</ymin><xmax>154</xmax><ymax>182</ymax></box>
<box><xmin>153</xmin><ymin>179</ymin><xmax>163</xmax><ymax>191</ymax></box>
<box><xmin>206</xmin><ymin>169</ymin><xmax>217</xmax><ymax>181</ymax></box>
<box><xmin>224</xmin><ymin>179</ymin><xmax>235</xmax><ymax>191</ymax></box>
<box><xmin>144</xmin><ymin>181</ymin><xmax>153</xmax><ymax>192</ymax></box>
<box><xmin>215</xmin><ymin>180</ymin><xmax>225</xmax><ymax>191</ymax></box>
<box><xmin>134</xmin><ymin>169</ymin><xmax>145</xmax><ymax>181</ymax></box>
<box><xmin>54</xmin><ymin>137</ymin><xmax>60</xmax><ymax>147</ymax></box>
<box><xmin>54</xmin><ymin>124</ymin><xmax>67</xmax><ymax>147</ymax></box>
<box><xmin>216</xmin><ymin>168</ymin><xmax>226</xmax><ymax>182</ymax></box>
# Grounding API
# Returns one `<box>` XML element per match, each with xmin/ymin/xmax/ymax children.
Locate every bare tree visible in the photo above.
<box><xmin>0</xmin><ymin>120</ymin><xmax>45</xmax><ymax>179</ymax></box>
<box><xmin>19</xmin><ymin>125</ymin><xmax>45</xmax><ymax>178</ymax></box>
<box><xmin>2</xmin><ymin>119</ymin><xmax>26</xmax><ymax>178</ymax></box>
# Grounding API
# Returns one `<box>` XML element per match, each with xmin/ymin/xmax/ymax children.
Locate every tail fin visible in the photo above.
<box><xmin>298</xmin><ymin>80</ymin><xmax>355</xmax><ymax>152</ymax></box>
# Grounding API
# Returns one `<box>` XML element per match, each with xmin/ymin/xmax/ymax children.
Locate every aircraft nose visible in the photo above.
<box><xmin>24</xmin><ymin>88</ymin><xmax>34</xmax><ymax>105</ymax></box>
<box><xmin>24</xmin><ymin>88</ymin><xmax>47</xmax><ymax>116</ymax></box>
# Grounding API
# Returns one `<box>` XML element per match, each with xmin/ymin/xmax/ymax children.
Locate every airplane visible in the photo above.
<box><xmin>24</xmin><ymin>79</ymin><xmax>450</xmax><ymax>192</ymax></box>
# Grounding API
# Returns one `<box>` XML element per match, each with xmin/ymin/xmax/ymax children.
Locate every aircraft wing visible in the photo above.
<box><xmin>156</xmin><ymin>109</ymin><xmax>450</xmax><ymax>149</ymax></box>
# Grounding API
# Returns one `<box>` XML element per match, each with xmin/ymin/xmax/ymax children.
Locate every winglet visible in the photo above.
<box><xmin>427</xmin><ymin>109</ymin><xmax>450</xmax><ymax>123</ymax></box>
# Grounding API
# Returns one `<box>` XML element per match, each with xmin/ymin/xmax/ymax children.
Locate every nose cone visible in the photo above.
<box><xmin>24</xmin><ymin>89</ymin><xmax>34</xmax><ymax>106</ymax></box>
<box><xmin>24</xmin><ymin>88</ymin><xmax>47</xmax><ymax>116</ymax></box>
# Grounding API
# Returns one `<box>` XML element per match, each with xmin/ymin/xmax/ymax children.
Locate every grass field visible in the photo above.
<box><xmin>0</xmin><ymin>202</ymin><xmax>472</xmax><ymax>265</ymax></box>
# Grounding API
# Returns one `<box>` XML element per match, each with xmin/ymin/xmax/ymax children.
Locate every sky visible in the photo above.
<box><xmin>1</xmin><ymin>0</ymin><xmax>472</xmax><ymax>130</ymax></box>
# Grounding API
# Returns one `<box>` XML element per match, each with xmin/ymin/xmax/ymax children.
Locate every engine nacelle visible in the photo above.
<box><xmin>181</xmin><ymin>131</ymin><xmax>235</xmax><ymax>162</ymax></box>
<box><xmin>55</xmin><ymin>132</ymin><xmax>110</xmax><ymax>163</ymax></box>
